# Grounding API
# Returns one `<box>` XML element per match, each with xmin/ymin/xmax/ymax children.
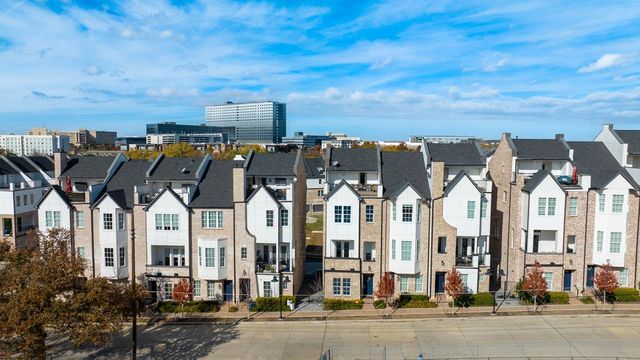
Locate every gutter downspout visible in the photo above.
<box><xmin>582</xmin><ymin>191</ymin><xmax>590</xmax><ymax>291</ymax></box>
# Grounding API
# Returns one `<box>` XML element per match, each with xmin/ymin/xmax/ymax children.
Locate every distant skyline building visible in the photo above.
<box><xmin>146</xmin><ymin>133</ymin><xmax>225</xmax><ymax>146</ymax></box>
<box><xmin>0</xmin><ymin>134</ymin><xmax>70</xmax><ymax>155</ymax></box>
<box><xmin>409</xmin><ymin>135</ymin><xmax>481</xmax><ymax>144</ymax></box>
<box><xmin>29</xmin><ymin>127</ymin><xmax>117</xmax><ymax>146</ymax></box>
<box><xmin>281</xmin><ymin>132</ymin><xmax>331</xmax><ymax>148</ymax></box>
<box><xmin>205</xmin><ymin>101</ymin><xmax>286</xmax><ymax>144</ymax></box>
<box><xmin>146</xmin><ymin>122</ymin><xmax>235</xmax><ymax>143</ymax></box>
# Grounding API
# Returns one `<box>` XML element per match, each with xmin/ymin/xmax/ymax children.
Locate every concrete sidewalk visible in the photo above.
<box><xmin>144</xmin><ymin>301</ymin><xmax>640</xmax><ymax>324</ymax></box>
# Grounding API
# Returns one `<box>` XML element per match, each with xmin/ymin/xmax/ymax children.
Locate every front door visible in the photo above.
<box><xmin>224</xmin><ymin>280</ymin><xmax>233</xmax><ymax>301</ymax></box>
<box><xmin>586</xmin><ymin>266</ymin><xmax>595</xmax><ymax>287</ymax></box>
<box><xmin>436</xmin><ymin>272</ymin><xmax>446</xmax><ymax>293</ymax></box>
<box><xmin>149</xmin><ymin>281</ymin><xmax>158</xmax><ymax>302</ymax></box>
<box><xmin>533</xmin><ymin>234</ymin><xmax>540</xmax><ymax>253</ymax></box>
<box><xmin>563</xmin><ymin>270</ymin><xmax>572</xmax><ymax>291</ymax></box>
<box><xmin>359</xmin><ymin>172</ymin><xmax>366</xmax><ymax>185</ymax></box>
<box><xmin>239</xmin><ymin>278</ymin><xmax>250</xmax><ymax>302</ymax></box>
<box><xmin>362</xmin><ymin>274</ymin><xmax>374</xmax><ymax>297</ymax></box>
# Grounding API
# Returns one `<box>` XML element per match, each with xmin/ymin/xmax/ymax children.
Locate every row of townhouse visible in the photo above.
<box><xmin>323</xmin><ymin>129</ymin><xmax>640</xmax><ymax>299</ymax></box>
<box><xmin>34</xmin><ymin>150</ymin><xmax>307</xmax><ymax>301</ymax></box>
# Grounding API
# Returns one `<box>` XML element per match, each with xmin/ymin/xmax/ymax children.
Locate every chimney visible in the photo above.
<box><xmin>555</xmin><ymin>134</ymin><xmax>564</xmax><ymax>140</ymax></box>
<box><xmin>501</xmin><ymin>132</ymin><xmax>511</xmax><ymax>141</ymax></box>
<box><xmin>232</xmin><ymin>164</ymin><xmax>245</xmax><ymax>203</ymax></box>
<box><xmin>604</xmin><ymin>123</ymin><xmax>613</xmax><ymax>131</ymax></box>
<box><xmin>53</xmin><ymin>149</ymin><xmax>68</xmax><ymax>180</ymax></box>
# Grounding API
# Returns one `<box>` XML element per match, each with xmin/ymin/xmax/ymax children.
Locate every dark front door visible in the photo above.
<box><xmin>240</xmin><ymin>278</ymin><xmax>250</xmax><ymax>302</ymax></box>
<box><xmin>149</xmin><ymin>281</ymin><xmax>158</xmax><ymax>302</ymax></box>
<box><xmin>359</xmin><ymin>172</ymin><xmax>366</xmax><ymax>185</ymax></box>
<box><xmin>533</xmin><ymin>234</ymin><xmax>540</xmax><ymax>253</ymax></box>
<box><xmin>362</xmin><ymin>274</ymin><xmax>374</xmax><ymax>297</ymax></box>
<box><xmin>224</xmin><ymin>280</ymin><xmax>233</xmax><ymax>301</ymax></box>
<box><xmin>563</xmin><ymin>270</ymin><xmax>572</xmax><ymax>291</ymax></box>
<box><xmin>586</xmin><ymin>266</ymin><xmax>595</xmax><ymax>287</ymax></box>
<box><xmin>436</xmin><ymin>272</ymin><xmax>446</xmax><ymax>293</ymax></box>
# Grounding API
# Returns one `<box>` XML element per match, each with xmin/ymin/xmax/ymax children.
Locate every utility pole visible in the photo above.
<box><xmin>131</xmin><ymin>227</ymin><xmax>137</xmax><ymax>360</ymax></box>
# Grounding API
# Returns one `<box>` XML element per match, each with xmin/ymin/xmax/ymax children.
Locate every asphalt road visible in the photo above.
<box><xmin>47</xmin><ymin>314</ymin><xmax>640</xmax><ymax>359</ymax></box>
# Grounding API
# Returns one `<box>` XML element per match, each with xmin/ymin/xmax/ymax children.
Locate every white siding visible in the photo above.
<box><xmin>592</xmin><ymin>175</ymin><xmax>632</xmax><ymax>267</ymax></box>
<box><xmin>325</xmin><ymin>184</ymin><xmax>360</xmax><ymax>258</ymax></box>
<box><xmin>388</xmin><ymin>186</ymin><xmax>421</xmax><ymax>274</ymax></box>
<box><xmin>524</xmin><ymin>175</ymin><xmax>566</xmax><ymax>253</ymax></box>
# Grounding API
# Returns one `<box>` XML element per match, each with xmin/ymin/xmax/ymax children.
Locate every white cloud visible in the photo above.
<box><xmin>578</xmin><ymin>53</ymin><xmax>626</xmax><ymax>73</ymax></box>
<box><xmin>159</xmin><ymin>30</ymin><xmax>173</xmax><ymax>39</ymax></box>
<box><xmin>83</xmin><ymin>65</ymin><xmax>104</xmax><ymax>76</ymax></box>
<box><xmin>483</xmin><ymin>58</ymin><xmax>508</xmax><ymax>72</ymax></box>
<box><xmin>146</xmin><ymin>87</ymin><xmax>200</xmax><ymax>97</ymax></box>
<box><xmin>120</xmin><ymin>29</ymin><xmax>133</xmax><ymax>38</ymax></box>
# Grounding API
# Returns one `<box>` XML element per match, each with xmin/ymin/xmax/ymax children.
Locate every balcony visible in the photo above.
<box><xmin>353</xmin><ymin>184</ymin><xmax>377</xmax><ymax>196</ymax></box>
<box><xmin>324</xmin><ymin>257</ymin><xmax>361</xmax><ymax>272</ymax></box>
<box><xmin>145</xmin><ymin>265</ymin><xmax>189</xmax><ymax>278</ymax></box>
<box><xmin>68</xmin><ymin>192</ymin><xmax>87</xmax><ymax>203</ymax></box>
<box><xmin>256</xmin><ymin>260</ymin><xmax>291</xmax><ymax>273</ymax></box>
<box><xmin>455</xmin><ymin>254</ymin><xmax>491</xmax><ymax>267</ymax></box>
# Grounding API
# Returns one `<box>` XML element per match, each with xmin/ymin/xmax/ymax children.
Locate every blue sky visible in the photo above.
<box><xmin>0</xmin><ymin>1</ymin><xmax>639</xmax><ymax>140</ymax></box>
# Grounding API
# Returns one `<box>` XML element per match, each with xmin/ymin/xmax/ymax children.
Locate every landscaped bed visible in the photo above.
<box><xmin>157</xmin><ymin>300</ymin><xmax>219</xmax><ymax>313</ymax></box>
<box><xmin>323</xmin><ymin>299</ymin><xmax>364</xmax><ymax>310</ymax></box>
<box><xmin>398</xmin><ymin>294</ymin><xmax>437</xmax><ymax>308</ymax></box>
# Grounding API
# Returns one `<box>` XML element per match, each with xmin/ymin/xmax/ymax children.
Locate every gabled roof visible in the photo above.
<box><xmin>512</xmin><ymin>138</ymin><xmax>571</xmax><ymax>160</ymax></box>
<box><xmin>443</xmin><ymin>170</ymin><xmax>481</xmax><ymax>197</ymax></box>
<box><xmin>61</xmin><ymin>156</ymin><xmax>116</xmax><ymax>180</ymax></box>
<box><xmin>245</xmin><ymin>152</ymin><xmax>297</xmax><ymax>177</ymax></box>
<box><xmin>92</xmin><ymin>190</ymin><xmax>128</xmax><ymax>210</ymax></box>
<box><xmin>35</xmin><ymin>185</ymin><xmax>73</xmax><ymax>209</ymax></box>
<box><xmin>0</xmin><ymin>158</ymin><xmax>19</xmax><ymax>176</ymax></box>
<box><xmin>147</xmin><ymin>156</ymin><xmax>202</xmax><ymax>181</ymax></box>
<box><xmin>98</xmin><ymin>160</ymin><xmax>150</xmax><ymax>209</ymax></box>
<box><xmin>304</xmin><ymin>157</ymin><xmax>324</xmax><ymax>178</ymax></box>
<box><xmin>190</xmin><ymin>160</ymin><xmax>237</xmax><ymax>208</ymax></box>
<box><xmin>28</xmin><ymin>156</ymin><xmax>54</xmax><ymax>172</ymax></box>
<box><xmin>381</xmin><ymin>151</ymin><xmax>430</xmax><ymax>199</ymax></box>
<box><xmin>143</xmin><ymin>186</ymin><xmax>191</xmax><ymax>212</ymax></box>
<box><xmin>522</xmin><ymin>170</ymin><xmax>564</xmax><ymax>193</ymax></box>
<box><xmin>426</xmin><ymin>142</ymin><xmax>485</xmax><ymax>166</ymax></box>
<box><xmin>324</xmin><ymin>179</ymin><xmax>362</xmax><ymax>201</ymax></box>
<box><xmin>568</xmin><ymin>141</ymin><xmax>640</xmax><ymax>190</ymax></box>
<box><xmin>6</xmin><ymin>156</ymin><xmax>38</xmax><ymax>173</ymax></box>
<box><xmin>328</xmin><ymin>148</ymin><xmax>378</xmax><ymax>172</ymax></box>
<box><xmin>614</xmin><ymin>130</ymin><xmax>640</xmax><ymax>155</ymax></box>
<box><xmin>245</xmin><ymin>184</ymin><xmax>283</xmax><ymax>205</ymax></box>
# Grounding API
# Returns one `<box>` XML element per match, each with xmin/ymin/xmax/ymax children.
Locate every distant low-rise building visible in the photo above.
<box><xmin>409</xmin><ymin>135</ymin><xmax>480</xmax><ymax>144</ymax></box>
<box><xmin>0</xmin><ymin>134</ymin><xmax>70</xmax><ymax>156</ymax></box>
<box><xmin>115</xmin><ymin>136</ymin><xmax>147</xmax><ymax>150</ymax></box>
<box><xmin>29</xmin><ymin>127</ymin><xmax>117</xmax><ymax>147</ymax></box>
<box><xmin>147</xmin><ymin>122</ymin><xmax>235</xmax><ymax>144</ymax></box>
<box><xmin>282</xmin><ymin>132</ymin><xmax>331</xmax><ymax>148</ymax></box>
<box><xmin>146</xmin><ymin>133</ymin><xmax>225</xmax><ymax>146</ymax></box>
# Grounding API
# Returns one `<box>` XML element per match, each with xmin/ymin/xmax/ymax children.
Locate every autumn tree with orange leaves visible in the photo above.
<box><xmin>374</xmin><ymin>272</ymin><xmax>395</xmax><ymax>307</ymax></box>
<box><xmin>173</xmin><ymin>279</ymin><xmax>193</xmax><ymax>318</ymax></box>
<box><xmin>445</xmin><ymin>267</ymin><xmax>466</xmax><ymax>311</ymax></box>
<box><xmin>521</xmin><ymin>261</ymin><xmax>548</xmax><ymax>312</ymax></box>
<box><xmin>594</xmin><ymin>262</ymin><xmax>619</xmax><ymax>312</ymax></box>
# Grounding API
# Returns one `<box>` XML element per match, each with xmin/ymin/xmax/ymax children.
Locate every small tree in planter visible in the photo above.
<box><xmin>445</xmin><ymin>267</ymin><xmax>465</xmax><ymax>314</ymax></box>
<box><xmin>522</xmin><ymin>261</ymin><xmax>547</xmax><ymax>312</ymax></box>
<box><xmin>594</xmin><ymin>262</ymin><xmax>619</xmax><ymax>312</ymax></box>
<box><xmin>172</xmin><ymin>279</ymin><xmax>193</xmax><ymax>318</ymax></box>
<box><xmin>374</xmin><ymin>273</ymin><xmax>395</xmax><ymax>316</ymax></box>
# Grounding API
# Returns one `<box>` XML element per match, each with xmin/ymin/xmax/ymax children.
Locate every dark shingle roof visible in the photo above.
<box><xmin>328</xmin><ymin>148</ymin><xmax>378</xmax><ymax>172</ymax></box>
<box><xmin>190</xmin><ymin>160</ymin><xmax>237</xmax><ymax>208</ymax></box>
<box><xmin>61</xmin><ymin>156</ymin><xmax>116</xmax><ymax>179</ymax></box>
<box><xmin>36</xmin><ymin>185</ymin><xmax>73</xmax><ymax>208</ymax></box>
<box><xmin>148</xmin><ymin>157</ymin><xmax>202</xmax><ymax>181</ymax></box>
<box><xmin>522</xmin><ymin>170</ymin><xmax>563</xmax><ymax>193</ymax></box>
<box><xmin>443</xmin><ymin>171</ymin><xmax>480</xmax><ymax>197</ymax></box>
<box><xmin>0</xmin><ymin>158</ymin><xmax>19</xmax><ymax>175</ymax></box>
<box><xmin>569</xmin><ymin>141</ymin><xmax>639</xmax><ymax>190</ymax></box>
<box><xmin>29</xmin><ymin>156</ymin><xmax>54</xmax><ymax>172</ymax></box>
<box><xmin>512</xmin><ymin>139</ymin><xmax>571</xmax><ymax>160</ymax></box>
<box><xmin>381</xmin><ymin>152</ymin><xmax>430</xmax><ymax>199</ymax></box>
<box><xmin>101</xmin><ymin>160</ymin><xmax>151</xmax><ymax>209</ymax></box>
<box><xmin>6</xmin><ymin>156</ymin><xmax>38</xmax><ymax>173</ymax></box>
<box><xmin>615</xmin><ymin>130</ymin><xmax>640</xmax><ymax>155</ymax></box>
<box><xmin>245</xmin><ymin>152</ymin><xmax>297</xmax><ymax>177</ymax></box>
<box><xmin>426</xmin><ymin>142</ymin><xmax>485</xmax><ymax>166</ymax></box>
<box><xmin>304</xmin><ymin>157</ymin><xmax>324</xmax><ymax>178</ymax></box>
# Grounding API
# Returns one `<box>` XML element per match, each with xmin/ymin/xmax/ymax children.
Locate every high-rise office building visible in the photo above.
<box><xmin>205</xmin><ymin>101</ymin><xmax>286</xmax><ymax>144</ymax></box>
<box><xmin>146</xmin><ymin>122</ymin><xmax>235</xmax><ymax>143</ymax></box>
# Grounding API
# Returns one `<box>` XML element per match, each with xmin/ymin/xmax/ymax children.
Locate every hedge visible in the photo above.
<box><xmin>613</xmin><ymin>288</ymin><xmax>640</xmax><ymax>302</ymax></box>
<box><xmin>252</xmin><ymin>296</ymin><xmax>296</xmax><ymax>312</ymax></box>
<box><xmin>548</xmin><ymin>292</ymin><xmax>569</xmax><ymax>304</ymax></box>
<box><xmin>323</xmin><ymin>299</ymin><xmax>363</xmax><ymax>310</ymax></box>
<box><xmin>373</xmin><ymin>300</ymin><xmax>387</xmax><ymax>309</ymax></box>
<box><xmin>471</xmin><ymin>292</ymin><xmax>496</xmax><ymax>307</ymax></box>
<box><xmin>158</xmin><ymin>300</ymin><xmax>219</xmax><ymax>313</ymax></box>
<box><xmin>398</xmin><ymin>294</ymin><xmax>437</xmax><ymax>308</ymax></box>
<box><xmin>579</xmin><ymin>296</ymin><xmax>595</xmax><ymax>304</ymax></box>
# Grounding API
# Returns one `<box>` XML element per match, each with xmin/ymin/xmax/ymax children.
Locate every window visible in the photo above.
<box><xmin>205</xmin><ymin>248</ymin><xmax>215</xmax><ymax>267</ymax></box>
<box><xmin>503</xmin><ymin>190</ymin><xmax>507</xmax><ymax>203</ymax></box>
<box><xmin>45</xmin><ymin>211</ymin><xmax>61</xmax><ymax>228</ymax></box>
<box><xmin>317</xmin><ymin>190</ymin><xmax>323</xmax><ymax>196</ymax></box>
<box><xmin>543</xmin><ymin>272</ymin><xmax>553</xmax><ymax>290</ymax></box>
<box><xmin>364</xmin><ymin>241</ymin><xmax>375</xmax><ymax>261</ymax></box>
<box><xmin>400</xmin><ymin>276</ymin><xmax>408</xmax><ymax>292</ymax></box>
<box><xmin>202</xmin><ymin>211</ymin><xmax>223</xmax><ymax>228</ymax></box>
<box><xmin>155</xmin><ymin>214</ymin><xmax>179</xmax><ymax>230</ymax></box>
<box><xmin>155</xmin><ymin>214</ymin><xmax>162</xmax><ymax>230</ymax></box>
<box><xmin>280</xmin><ymin>209</ymin><xmax>288</xmax><ymax>226</ymax></box>
<box><xmin>241</xmin><ymin>247</ymin><xmax>247</xmax><ymax>259</ymax></box>
<box><xmin>566</xmin><ymin>235</ymin><xmax>576</xmax><ymax>254</ymax></box>
<box><xmin>481</xmin><ymin>198</ymin><xmax>488</xmax><ymax>218</ymax></box>
<box><xmin>596</xmin><ymin>231</ymin><xmax>604</xmax><ymax>252</ymax></box>
<box><xmin>467</xmin><ymin>201</ymin><xmax>476</xmax><ymax>219</ymax></box>
<box><xmin>342</xmin><ymin>278</ymin><xmax>351</xmax><ymax>296</ymax></box>
<box><xmin>103</xmin><ymin>213</ymin><xmax>113</xmax><ymax>230</ymax></box>
<box><xmin>461</xmin><ymin>274</ymin><xmax>469</xmax><ymax>291</ymax></box>
<box><xmin>23</xmin><ymin>195</ymin><xmax>27</xmax><ymax>205</ymax></box>
<box><xmin>219</xmin><ymin>247</ymin><xmax>226</xmax><ymax>267</ymax></box>
<box><xmin>438</xmin><ymin>237</ymin><xmax>447</xmax><ymax>254</ymax></box>
<box><xmin>75</xmin><ymin>211</ymin><xmax>84</xmax><ymax>229</ymax></box>
<box><xmin>333</xmin><ymin>278</ymin><xmax>341</xmax><ymax>295</ymax></box>
<box><xmin>118</xmin><ymin>213</ymin><xmax>125</xmax><ymax>231</ymax></box>
<box><xmin>30</xmin><ymin>193</ymin><xmax>34</xmax><ymax>204</ymax></box>
<box><xmin>171</xmin><ymin>214</ymin><xmax>179</xmax><ymax>230</ymax></box>
<box><xmin>537</xmin><ymin>198</ymin><xmax>547</xmax><ymax>216</ymax></box>
<box><xmin>365</xmin><ymin>205</ymin><xmax>374</xmax><ymax>223</ymax></box>
<box><xmin>402</xmin><ymin>204</ymin><xmax>413</xmax><ymax>222</ymax></box>
<box><xmin>194</xmin><ymin>280</ymin><xmax>201</xmax><ymax>297</ymax></box>
<box><xmin>207</xmin><ymin>282</ymin><xmax>215</xmax><ymax>299</ymax></box>
<box><xmin>334</xmin><ymin>206</ymin><xmax>342</xmax><ymax>223</ymax></box>
<box><xmin>264</xmin><ymin>281</ymin><xmax>272</xmax><ymax>297</ymax></box>
<box><xmin>479</xmin><ymin>274</ymin><xmax>485</xmax><ymax>283</ymax></box>
<box><xmin>391</xmin><ymin>239</ymin><xmax>396</xmax><ymax>260</ymax></box>
<box><xmin>599</xmin><ymin>193</ymin><xmax>605</xmax><ymax>212</ymax></box>
<box><xmin>619</xmin><ymin>268</ymin><xmax>628</xmax><ymax>286</ymax></box>
<box><xmin>16</xmin><ymin>196</ymin><xmax>20</xmax><ymax>206</ymax></box>
<box><xmin>104</xmin><ymin>248</ymin><xmax>114</xmax><ymax>267</ymax></box>
<box><xmin>401</xmin><ymin>241</ymin><xmax>411</xmax><ymax>261</ymax></box>
<box><xmin>612</xmin><ymin>195</ymin><xmax>624</xmax><ymax>213</ymax></box>
<box><xmin>392</xmin><ymin>203</ymin><xmax>397</xmax><ymax>221</ymax></box>
<box><xmin>415</xmin><ymin>275</ymin><xmax>423</xmax><ymax>292</ymax></box>
<box><xmin>610</xmin><ymin>232</ymin><xmax>622</xmax><ymax>253</ymax></box>
<box><xmin>547</xmin><ymin>198</ymin><xmax>556</xmax><ymax>215</ymax></box>
<box><xmin>76</xmin><ymin>247</ymin><xmax>85</xmax><ymax>258</ymax></box>
<box><xmin>266</xmin><ymin>210</ymin><xmax>274</xmax><ymax>227</ymax></box>
<box><xmin>318</xmin><ymin>179</ymin><xmax>322</xmax><ymax>184</ymax></box>
<box><xmin>164</xmin><ymin>283</ymin><xmax>173</xmax><ymax>299</ymax></box>
<box><xmin>334</xmin><ymin>240</ymin><xmax>350</xmax><ymax>258</ymax></box>
<box><xmin>343</xmin><ymin>206</ymin><xmax>351</xmax><ymax>223</ymax></box>
<box><xmin>568</xmin><ymin>197</ymin><xmax>578</xmax><ymax>216</ymax></box>
<box><xmin>334</xmin><ymin>206</ymin><xmax>351</xmax><ymax>223</ymax></box>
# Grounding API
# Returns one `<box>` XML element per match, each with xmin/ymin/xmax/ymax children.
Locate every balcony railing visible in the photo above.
<box><xmin>145</xmin><ymin>265</ymin><xmax>189</xmax><ymax>278</ymax></box>
<box><xmin>256</xmin><ymin>260</ymin><xmax>291</xmax><ymax>273</ymax></box>
<box><xmin>455</xmin><ymin>254</ymin><xmax>491</xmax><ymax>267</ymax></box>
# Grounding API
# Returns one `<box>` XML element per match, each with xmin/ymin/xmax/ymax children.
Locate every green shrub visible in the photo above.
<box><xmin>228</xmin><ymin>305</ymin><xmax>239</xmax><ymax>312</ymax></box>
<box><xmin>323</xmin><ymin>299</ymin><xmax>364</xmax><ymax>310</ymax></box>
<box><xmin>373</xmin><ymin>300</ymin><xmax>387</xmax><ymax>309</ymax></box>
<box><xmin>159</xmin><ymin>300</ymin><xmax>218</xmax><ymax>313</ymax></box>
<box><xmin>252</xmin><ymin>296</ymin><xmax>296</xmax><ymax>312</ymax></box>
<box><xmin>471</xmin><ymin>292</ymin><xmax>496</xmax><ymax>307</ymax></box>
<box><xmin>579</xmin><ymin>296</ymin><xmax>595</xmax><ymax>304</ymax></box>
<box><xmin>158</xmin><ymin>301</ymin><xmax>177</xmax><ymax>313</ymax></box>
<box><xmin>401</xmin><ymin>300</ymin><xmax>437</xmax><ymax>308</ymax></box>
<box><xmin>548</xmin><ymin>292</ymin><xmax>569</xmax><ymax>304</ymax></box>
<box><xmin>613</xmin><ymin>288</ymin><xmax>640</xmax><ymax>302</ymax></box>
<box><xmin>398</xmin><ymin>294</ymin><xmax>432</xmax><ymax>307</ymax></box>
